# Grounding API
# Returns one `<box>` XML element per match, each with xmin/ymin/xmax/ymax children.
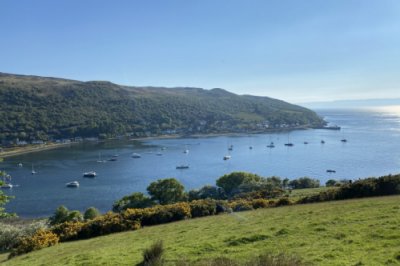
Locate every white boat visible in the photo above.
<box><xmin>1</xmin><ymin>174</ymin><xmax>13</xmax><ymax>189</ymax></box>
<box><xmin>83</xmin><ymin>171</ymin><xmax>96</xmax><ymax>178</ymax></box>
<box><xmin>223</xmin><ymin>155</ymin><xmax>231</xmax><ymax>160</ymax></box>
<box><xmin>18</xmin><ymin>162</ymin><xmax>23</xmax><ymax>167</ymax></box>
<box><xmin>97</xmin><ymin>153</ymin><xmax>106</xmax><ymax>163</ymax></box>
<box><xmin>132</xmin><ymin>153</ymin><xmax>141</xmax><ymax>158</ymax></box>
<box><xmin>183</xmin><ymin>149</ymin><xmax>189</xmax><ymax>154</ymax></box>
<box><xmin>176</xmin><ymin>165</ymin><xmax>189</xmax><ymax>169</ymax></box>
<box><xmin>66</xmin><ymin>181</ymin><xmax>79</xmax><ymax>188</ymax></box>
<box><xmin>31</xmin><ymin>164</ymin><xmax>36</xmax><ymax>174</ymax></box>
<box><xmin>108</xmin><ymin>155</ymin><xmax>118</xmax><ymax>161</ymax></box>
<box><xmin>1</xmin><ymin>183</ymin><xmax>13</xmax><ymax>189</ymax></box>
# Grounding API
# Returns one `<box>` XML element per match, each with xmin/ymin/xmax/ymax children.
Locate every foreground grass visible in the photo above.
<box><xmin>1</xmin><ymin>196</ymin><xmax>400</xmax><ymax>265</ymax></box>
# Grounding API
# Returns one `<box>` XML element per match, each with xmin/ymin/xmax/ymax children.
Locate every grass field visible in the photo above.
<box><xmin>1</xmin><ymin>195</ymin><xmax>399</xmax><ymax>265</ymax></box>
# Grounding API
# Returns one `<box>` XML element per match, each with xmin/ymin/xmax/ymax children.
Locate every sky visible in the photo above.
<box><xmin>1</xmin><ymin>0</ymin><xmax>400</xmax><ymax>103</ymax></box>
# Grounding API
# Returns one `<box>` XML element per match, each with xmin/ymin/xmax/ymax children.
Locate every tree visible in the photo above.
<box><xmin>112</xmin><ymin>192</ymin><xmax>155</xmax><ymax>212</ymax></box>
<box><xmin>188</xmin><ymin>185</ymin><xmax>225</xmax><ymax>201</ymax></box>
<box><xmin>325</xmin><ymin>179</ymin><xmax>338</xmax><ymax>187</ymax></box>
<box><xmin>282</xmin><ymin>178</ymin><xmax>289</xmax><ymax>189</ymax></box>
<box><xmin>84</xmin><ymin>207</ymin><xmax>100</xmax><ymax>220</ymax></box>
<box><xmin>67</xmin><ymin>210</ymin><xmax>83</xmax><ymax>222</ymax></box>
<box><xmin>216</xmin><ymin>172</ymin><xmax>261</xmax><ymax>195</ymax></box>
<box><xmin>49</xmin><ymin>205</ymin><xmax>69</xmax><ymax>225</ymax></box>
<box><xmin>147</xmin><ymin>178</ymin><xmax>186</xmax><ymax>205</ymax></box>
<box><xmin>289</xmin><ymin>177</ymin><xmax>320</xmax><ymax>189</ymax></box>
<box><xmin>49</xmin><ymin>206</ymin><xmax>83</xmax><ymax>225</ymax></box>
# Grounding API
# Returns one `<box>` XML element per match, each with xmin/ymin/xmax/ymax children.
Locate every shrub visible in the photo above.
<box><xmin>112</xmin><ymin>192</ymin><xmax>155</xmax><ymax>212</ymax></box>
<box><xmin>51</xmin><ymin>221</ymin><xmax>85</xmax><ymax>242</ymax></box>
<box><xmin>84</xmin><ymin>207</ymin><xmax>101</xmax><ymax>220</ymax></box>
<box><xmin>0</xmin><ymin>220</ymin><xmax>47</xmax><ymax>251</ymax></box>
<box><xmin>78</xmin><ymin>212</ymin><xmax>140</xmax><ymax>239</ymax></box>
<box><xmin>298</xmin><ymin>174</ymin><xmax>400</xmax><ymax>204</ymax></box>
<box><xmin>140</xmin><ymin>240</ymin><xmax>164</xmax><ymax>266</ymax></box>
<box><xmin>250</xmin><ymin>199</ymin><xmax>270</xmax><ymax>209</ymax></box>
<box><xmin>229</xmin><ymin>200</ymin><xmax>254</xmax><ymax>212</ymax></box>
<box><xmin>188</xmin><ymin>200</ymin><xmax>217</xmax><ymax>218</ymax></box>
<box><xmin>123</xmin><ymin>202</ymin><xmax>191</xmax><ymax>226</ymax></box>
<box><xmin>274</xmin><ymin>197</ymin><xmax>292</xmax><ymax>207</ymax></box>
<box><xmin>9</xmin><ymin>229</ymin><xmax>59</xmax><ymax>258</ymax></box>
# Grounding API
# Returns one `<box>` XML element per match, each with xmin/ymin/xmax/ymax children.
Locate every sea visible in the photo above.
<box><xmin>2</xmin><ymin>107</ymin><xmax>400</xmax><ymax>218</ymax></box>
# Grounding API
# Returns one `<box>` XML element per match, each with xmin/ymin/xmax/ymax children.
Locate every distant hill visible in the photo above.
<box><xmin>302</xmin><ymin>98</ymin><xmax>400</xmax><ymax>109</ymax></box>
<box><xmin>0</xmin><ymin>73</ymin><xmax>324</xmax><ymax>142</ymax></box>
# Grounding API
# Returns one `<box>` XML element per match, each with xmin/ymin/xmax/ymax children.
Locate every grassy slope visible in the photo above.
<box><xmin>1</xmin><ymin>196</ymin><xmax>400</xmax><ymax>266</ymax></box>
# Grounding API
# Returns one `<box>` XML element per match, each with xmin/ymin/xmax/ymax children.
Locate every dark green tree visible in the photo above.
<box><xmin>49</xmin><ymin>205</ymin><xmax>69</xmax><ymax>225</ymax></box>
<box><xmin>325</xmin><ymin>179</ymin><xmax>338</xmax><ymax>187</ymax></box>
<box><xmin>216</xmin><ymin>172</ymin><xmax>261</xmax><ymax>195</ymax></box>
<box><xmin>147</xmin><ymin>178</ymin><xmax>186</xmax><ymax>205</ymax></box>
<box><xmin>112</xmin><ymin>192</ymin><xmax>155</xmax><ymax>212</ymax></box>
<box><xmin>84</xmin><ymin>207</ymin><xmax>101</xmax><ymax>220</ymax></box>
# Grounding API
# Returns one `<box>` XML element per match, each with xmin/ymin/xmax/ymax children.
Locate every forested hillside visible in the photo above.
<box><xmin>0</xmin><ymin>73</ymin><xmax>324</xmax><ymax>142</ymax></box>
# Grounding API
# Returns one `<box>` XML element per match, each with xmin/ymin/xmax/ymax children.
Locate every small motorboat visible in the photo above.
<box><xmin>183</xmin><ymin>149</ymin><xmax>189</xmax><ymax>154</ymax></box>
<box><xmin>249</xmin><ymin>146</ymin><xmax>253</xmax><ymax>150</ymax></box>
<box><xmin>176</xmin><ymin>165</ymin><xmax>189</xmax><ymax>169</ymax></box>
<box><xmin>83</xmin><ymin>171</ymin><xmax>97</xmax><ymax>178</ymax></box>
<box><xmin>326</xmin><ymin>169</ymin><xmax>336</xmax><ymax>173</ymax></box>
<box><xmin>321</xmin><ymin>140</ymin><xmax>325</xmax><ymax>144</ymax></box>
<box><xmin>341</xmin><ymin>139</ymin><xmax>348</xmax><ymax>143</ymax></box>
<box><xmin>156</xmin><ymin>152</ymin><xmax>163</xmax><ymax>156</ymax></box>
<box><xmin>304</xmin><ymin>141</ymin><xmax>309</xmax><ymax>144</ymax></box>
<box><xmin>1</xmin><ymin>183</ymin><xmax>13</xmax><ymax>189</ymax></box>
<box><xmin>66</xmin><ymin>181</ymin><xmax>79</xmax><ymax>188</ymax></box>
<box><xmin>223</xmin><ymin>155</ymin><xmax>231</xmax><ymax>160</ymax></box>
<box><xmin>18</xmin><ymin>162</ymin><xmax>23</xmax><ymax>167</ymax></box>
<box><xmin>284</xmin><ymin>143</ymin><xmax>294</xmax><ymax>147</ymax></box>
<box><xmin>108</xmin><ymin>156</ymin><xmax>118</xmax><ymax>161</ymax></box>
<box><xmin>267</xmin><ymin>142</ymin><xmax>275</xmax><ymax>148</ymax></box>
<box><xmin>131</xmin><ymin>153</ymin><xmax>141</xmax><ymax>158</ymax></box>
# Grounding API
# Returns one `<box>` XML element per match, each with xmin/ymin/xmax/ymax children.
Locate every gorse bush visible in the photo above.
<box><xmin>188</xmin><ymin>199</ymin><xmax>218</xmax><ymax>218</ymax></box>
<box><xmin>123</xmin><ymin>202</ymin><xmax>191</xmax><ymax>226</ymax></box>
<box><xmin>9</xmin><ymin>229</ymin><xmax>59</xmax><ymax>258</ymax></box>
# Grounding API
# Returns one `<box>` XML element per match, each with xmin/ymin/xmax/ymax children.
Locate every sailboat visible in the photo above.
<box><xmin>284</xmin><ymin>133</ymin><xmax>294</xmax><ymax>147</ymax></box>
<box><xmin>1</xmin><ymin>173</ymin><xmax>13</xmax><ymax>189</ymax></box>
<box><xmin>97</xmin><ymin>153</ymin><xmax>106</xmax><ymax>163</ymax></box>
<box><xmin>31</xmin><ymin>164</ymin><xmax>37</xmax><ymax>174</ymax></box>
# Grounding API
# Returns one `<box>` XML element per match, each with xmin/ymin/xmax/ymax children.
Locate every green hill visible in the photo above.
<box><xmin>0</xmin><ymin>72</ymin><xmax>324</xmax><ymax>142</ymax></box>
<box><xmin>1</xmin><ymin>196</ymin><xmax>399</xmax><ymax>265</ymax></box>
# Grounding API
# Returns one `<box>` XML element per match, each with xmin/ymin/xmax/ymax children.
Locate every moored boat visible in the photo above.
<box><xmin>66</xmin><ymin>181</ymin><xmax>79</xmax><ymax>188</ymax></box>
<box><xmin>83</xmin><ymin>171</ymin><xmax>96</xmax><ymax>177</ymax></box>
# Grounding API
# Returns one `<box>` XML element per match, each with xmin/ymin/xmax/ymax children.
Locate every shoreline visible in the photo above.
<box><xmin>0</xmin><ymin>126</ymin><xmax>328</xmax><ymax>158</ymax></box>
<box><xmin>0</xmin><ymin>142</ymin><xmax>75</xmax><ymax>159</ymax></box>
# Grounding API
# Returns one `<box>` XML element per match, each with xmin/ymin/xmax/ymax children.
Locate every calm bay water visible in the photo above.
<box><xmin>2</xmin><ymin>108</ymin><xmax>400</xmax><ymax>217</ymax></box>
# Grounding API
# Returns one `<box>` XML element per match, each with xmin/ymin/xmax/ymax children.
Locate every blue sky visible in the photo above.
<box><xmin>1</xmin><ymin>0</ymin><xmax>400</xmax><ymax>103</ymax></box>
